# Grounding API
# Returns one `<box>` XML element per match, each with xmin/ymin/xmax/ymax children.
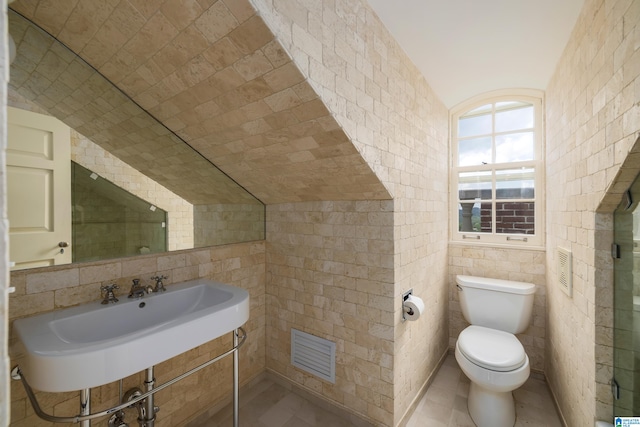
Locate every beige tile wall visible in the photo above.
<box><xmin>253</xmin><ymin>1</ymin><xmax>450</xmax><ymax>426</ymax></box>
<box><xmin>545</xmin><ymin>0</ymin><xmax>640</xmax><ymax>424</ymax></box>
<box><xmin>7</xmin><ymin>1</ymin><xmax>449</xmax><ymax>426</ymax></box>
<box><xmin>9</xmin><ymin>0</ymin><xmax>390</xmax><ymax>205</ymax></box>
<box><xmin>194</xmin><ymin>203</ymin><xmax>265</xmax><ymax>246</ymax></box>
<box><xmin>448</xmin><ymin>244</ymin><xmax>547</xmax><ymax>372</ymax></box>
<box><xmin>266</xmin><ymin>201</ymin><xmax>395</xmax><ymax>426</ymax></box>
<box><xmin>8</xmin><ymin>242</ymin><xmax>266</xmax><ymax>427</ymax></box>
<box><xmin>8</xmin><ymin>7</ymin><xmax>262</xmax><ymax>207</ymax></box>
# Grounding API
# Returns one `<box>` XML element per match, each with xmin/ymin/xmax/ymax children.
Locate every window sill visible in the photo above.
<box><xmin>448</xmin><ymin>239</ymin><xmax>546</xmax><ymax>252</ymax></box>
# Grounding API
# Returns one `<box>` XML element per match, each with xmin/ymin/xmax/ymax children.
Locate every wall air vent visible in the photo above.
<box><xmin>291</xmin><ymin>329</ymin><xmax>336</xmax><ymax>383</ymax></box>
<box><xmin>557</xmin><ymin>247</ymin><xmax>572</xmax><ymax>297</ymax></box>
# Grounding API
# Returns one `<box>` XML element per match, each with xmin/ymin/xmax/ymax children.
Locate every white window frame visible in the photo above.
<box><xmin>450</xmin><ymin>90</ymin><xmax>545</xmax><ymax>248</ymax></box>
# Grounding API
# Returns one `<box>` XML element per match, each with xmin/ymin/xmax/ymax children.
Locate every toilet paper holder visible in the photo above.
<box><xmin>402</xmin><ymin>289</ymin><xmax>413</xmax><ymax>322</ymax></box>
<box><xmin>401</xmin><ymin>289</ymin><xmax>425</xmax><ymax>322</ymax></box>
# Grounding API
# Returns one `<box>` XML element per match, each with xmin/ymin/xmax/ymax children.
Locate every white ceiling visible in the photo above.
<box><xmin>367</xmin><ymin>0</ymin><xmax>585</xmax><ymax>108</ymax></box>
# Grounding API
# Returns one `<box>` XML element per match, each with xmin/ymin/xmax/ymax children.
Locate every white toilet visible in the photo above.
<box><xmin>454</xmin><ymin>275</ymin><xmax>536</xmax><ymax>427</ymax></box>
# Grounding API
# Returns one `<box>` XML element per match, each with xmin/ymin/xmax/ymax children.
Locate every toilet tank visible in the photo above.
<box><xmin>456</xmin><ymin>275</ymin><xmax>536</xmax><ymax>334</ymax></box>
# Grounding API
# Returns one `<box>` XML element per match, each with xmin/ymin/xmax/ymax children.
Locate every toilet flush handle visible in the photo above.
<box><xmin>456</xmin><ymin>284</ymin><xmax>463</xmax><ymax>291</ymax></box>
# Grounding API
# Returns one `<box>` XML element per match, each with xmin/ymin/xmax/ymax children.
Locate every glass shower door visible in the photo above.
<box><xmin>72</xmin><ymin>162</ymin><xmax>168</xmax><ymax>263</ymax></box>
<box><xmin>613</xmin><ymin>178</ymin><xmax>640</xmax><ymax>416</ymax></box>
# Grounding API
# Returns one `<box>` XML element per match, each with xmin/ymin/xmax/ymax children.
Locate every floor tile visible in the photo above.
<box><xmin>193</xmin><ymin>354</ymin><xmax>563</xmax><ymax>427</ymax></box>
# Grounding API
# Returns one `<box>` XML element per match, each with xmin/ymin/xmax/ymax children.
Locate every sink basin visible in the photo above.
<box><xmin>13</xmin><ymin>278</ymin><xmax>249</xmax><ymax>392</ymax></box>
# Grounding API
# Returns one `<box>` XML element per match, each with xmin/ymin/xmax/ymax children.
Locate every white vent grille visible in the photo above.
<box><xmin>557</xmin><ymin>247</ymin><xmax>572</xmax><ymax>297</ymax></box>
<box><xmin>291</xmin><ymin>329</ymin><xmax>336</xmax><ymax>383</ymax></box>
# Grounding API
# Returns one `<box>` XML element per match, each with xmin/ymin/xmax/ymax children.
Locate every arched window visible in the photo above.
<box><xmin>450</xmin><ymin>90</ymin><xmax>544</xmax><ymax>247</ymax></box>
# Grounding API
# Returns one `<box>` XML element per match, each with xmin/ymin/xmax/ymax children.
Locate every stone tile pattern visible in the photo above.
<box><xmin>448</xmin><ymin>245</ymin><xmax>547</xmax><ymax>372</ymax></box>
<box><xmin>254</xmin><ymin>1</ymin><xmax>450</xmax><ymax>425</ymax></box>
<box><xmin>7</xmin><ymin>10</ymin><xmax>257</xmax><ymax>207</ymax></box>
<box><xmin>545</xmin><ymin>0</ymin><xmax>640</xmax><ymax>424</ymax></box>
<box><xmin>266</xmin><ymin>201</ymin><xmax>396</xmax><ymax>426</ymax></box>
<box><xmin>9</xmin><ymin>0</ymin><xmax>390</xmax><ymax>204</ymax></box>
<box><xmin>194</xmin><ymin>203</ymin><xmax>265</xmax><ymax>247</ymax></box>
<box><xmin>8</xmin><ymin>1</ymin><xmax>448</xmax><ymax>426</ymax></box>
<box><xmin>8</xmin><ymin>242</ymin><xmax>266</xmax><ymax>427</ymax></box>
<box><xmin>190</xmin><ymin>373</ymin><xmax>375</xmax><ymax>427</ymax></box>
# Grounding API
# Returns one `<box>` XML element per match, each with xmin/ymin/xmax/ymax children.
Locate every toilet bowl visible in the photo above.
<box><xmin>455</xmin><ymin>325</ymin><xmax>530</xmax><ymax>427</ymax></box>
<box><xmin>454</xmin><ymin>275</ymin><xmax>536</xmax><ymax>427</ymax></box>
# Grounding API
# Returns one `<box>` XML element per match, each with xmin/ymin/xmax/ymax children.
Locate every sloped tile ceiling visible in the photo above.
<box><xmin>9</xmin><ymin>0</ymin><xmax>391</xmax><ymax>204</ymax></box>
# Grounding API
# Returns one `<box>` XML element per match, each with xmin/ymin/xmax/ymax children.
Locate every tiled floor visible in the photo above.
<box><xmin>192</xmin><ymin>354</ymin><xmax>563</xmax><ymax>427</ymax></box>
<box><xmin>188</xmin><ymin>376</ymin><xmax>368</xmax><ymax>427</ymax></box>
<box><xmin>406</xmin><ymin>355</ymin><xmax>563</xmax><ymax>427</ymax></box>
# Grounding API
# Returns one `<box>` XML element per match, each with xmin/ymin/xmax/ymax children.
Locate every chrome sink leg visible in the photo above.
<box><xmin>11</xmin><ymin>328</ymin><xmax>246</xmax><ymax>426</ymax></box>
<box><xmin>233</xmin><ymin>328</ymin><xmax>239</xmax><ymax>427</ymax></box>
<box><xmin>80</xmin><ymin>388</ymin><xmax>90</xmax><ymax>427</ymax></box>
<box><xmin>140</xmin><ymin>367</ymin><xmax>156</xmax><ymax>427</ymax></box>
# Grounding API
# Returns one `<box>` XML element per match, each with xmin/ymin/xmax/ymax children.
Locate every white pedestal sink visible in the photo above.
<box><xmin>13</xmin><ymin>278</ymin><xmax>249</xmax><ymax>393</ymax></box>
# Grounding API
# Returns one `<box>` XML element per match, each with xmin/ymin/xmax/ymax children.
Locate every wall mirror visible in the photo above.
<box><xmin>7</xmin><ymin>10</ymin><xmax>265</xmax><ymax>271</ymax></box>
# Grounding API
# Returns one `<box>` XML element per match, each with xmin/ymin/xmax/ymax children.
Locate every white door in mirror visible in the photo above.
<box><xmin>7</xmin><ymin>107</ymin><xmax>72</xmax><ymax>269</ymax></box>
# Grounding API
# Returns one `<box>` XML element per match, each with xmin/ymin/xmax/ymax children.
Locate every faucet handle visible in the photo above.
<box><xmin>101</xmin><ymin>284</ymin><xmax>119</xmax><ymax>292</ymax></box>
<box><xmin>100</xmin><ymin>284</ymin><xmax>119</xmax><ymax>304</ymax></box>
<box><xmin>151</xmin><ymin>275</ymin><xmax>168</xmax><ymax>292</ymax></box>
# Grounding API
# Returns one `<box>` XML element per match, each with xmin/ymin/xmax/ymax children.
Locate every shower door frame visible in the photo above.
<box><xmin>613</xmin><ymin>186</ymin><xmax>640</xmax><ymax>417</ymax></box>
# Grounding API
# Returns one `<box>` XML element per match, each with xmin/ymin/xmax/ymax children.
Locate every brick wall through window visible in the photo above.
<box><xmin>480</xmin><ymin>202</ymin><xmax>535</xmax><ymax>234</ymax></box>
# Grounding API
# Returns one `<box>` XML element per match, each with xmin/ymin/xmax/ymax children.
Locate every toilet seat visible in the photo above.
<box><xmin>458</xmin><ymin>325</ymin><xmax>526</xmax><ymax>372</ymax></box>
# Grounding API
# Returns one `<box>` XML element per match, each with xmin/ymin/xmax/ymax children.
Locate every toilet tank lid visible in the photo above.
<box><xmin>456</xmin><ymin>275</ymin><xmax>536</xmax><ymax>295</ymax></box>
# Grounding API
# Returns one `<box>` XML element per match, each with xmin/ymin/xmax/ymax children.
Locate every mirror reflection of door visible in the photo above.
<box><xmin>7</xmin><ymin>107</ymin><xmax>72</xmax><ymax>270</ymax></box>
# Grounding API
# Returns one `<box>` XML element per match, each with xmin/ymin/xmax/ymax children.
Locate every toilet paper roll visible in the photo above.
<box><xmin>403</xmin><ymin>295</ymin><xmax>425</xmax><ymax>321</ymax></box>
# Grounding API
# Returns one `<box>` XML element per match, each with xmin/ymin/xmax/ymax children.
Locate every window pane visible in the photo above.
<box><xmin>496</xmin><ymin>201</ymin><xmax>535</xmax><ymax>234</ymax></box>
<box><xmin>458</xmin><ymin>136</ymin><xmax>492</xmax><ymax>166</ymax></box>
<box><xmin>459</xmin><ymin>105</ymin><xmax>492</xmax><ymax>137</ymax></box>
<box><xmin>496</xmin><ymin>168</ymin><xmax>535</xmax><ymax>199</ymax></box>
<box><xmin>459</xmin><ymin>201</ymin><xmax>487</xmax><ymax>232</ymax></box>
<box><xmin>458</xmin><ymin>171</ymin><xmax>492</xmax><ymax>200</ymax></box>
<box><xmin>495</xmin><ymin>103</ymin><xmax>533</xmax><ymax>132</ymax></box>
<box><xmin>465</xmin><ymin>103</ymin><xmax>493</xmax><ymax>116</ymax></box>
<box><xmin>495</xmin><ymin>132</ymin><xmax>534</xmax><ymax>163</ymax></box>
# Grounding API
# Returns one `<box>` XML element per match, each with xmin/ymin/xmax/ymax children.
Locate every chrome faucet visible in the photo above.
<box><xmin>100</xmin><ymin>284</ymin><xmax>119</xmax><ymax>304</ymax></box>
<box><xmin>151</xmin><ymin>275</ymin><xmax>168</xmax><ymax>293</ymax></box>
<box><xmin>128</xmin><ymin>279</ymin><xmax>145</xmax><ymax>299</ymax></box>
